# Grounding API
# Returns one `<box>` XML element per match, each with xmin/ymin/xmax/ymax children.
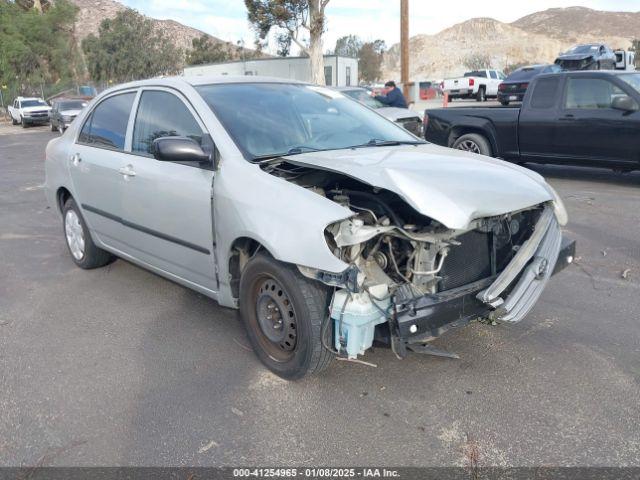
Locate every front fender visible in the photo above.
<box><xmin>214</xmin><ymin>158</ymin><xmax>353</xmax><ymax>307</ymax></box>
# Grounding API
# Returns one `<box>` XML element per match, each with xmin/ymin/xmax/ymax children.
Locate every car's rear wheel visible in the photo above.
<box><xmin>499</xmin><ymin>99</ymin><xmax>509</xmax><ymax>106</ymax></box>
<box><xmin>476</xmin><ymin>87</ymin><xmax>486</xmax><ymax>102</ymax></box>
<box><xmin>62</xmin><ymin>198</ymin><xmax>113</xmax><ymax>269</ymax></box>
<box><xmin>239</xmin><ymin>252</ymin><xmax>333</xmax><ymax>380</ymax></box>
<box><xmin>453</xmin><ymin>133</ymin><xmax>492</xmax><ymax>156</ymax></box>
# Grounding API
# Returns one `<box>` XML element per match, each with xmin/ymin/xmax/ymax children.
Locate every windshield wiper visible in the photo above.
<box><xmin>349</xmin><ymin>138</ymin><xmax>426</xmax><ymax>149</ymax></box>
<box><xmin>250</xmin><ymin>146</ymin><xmax>323</xmax><ymax>163</ymax></box>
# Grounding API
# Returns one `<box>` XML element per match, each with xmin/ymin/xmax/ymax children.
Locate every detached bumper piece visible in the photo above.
<box><xmin>386</xmin><ymin>206</ymin><xmax>575</xmax><ymax>352</ymax></box>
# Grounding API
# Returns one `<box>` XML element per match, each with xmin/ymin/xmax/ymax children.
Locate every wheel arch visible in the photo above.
<box><xmin>227</xmin><ymin>236</ymin><xmax>274</xmax><ymax>300</ymax></box>
<box><xmin>56</xmin><ymin>186</ymin><xmax>73</xmax><ymax>214</ymax></box>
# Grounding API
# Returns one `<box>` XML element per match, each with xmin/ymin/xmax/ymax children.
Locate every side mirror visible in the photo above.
<box><xmin>152</xmin><ymin>136</ymin><xmax>210</xmax><ymax>163</ymax></box>
<box><xmin>611</xmin><ymin>95</ymin><xmax>638</xmax><ymax>112</ymax></box>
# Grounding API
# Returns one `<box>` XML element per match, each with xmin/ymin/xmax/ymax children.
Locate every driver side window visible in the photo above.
<box><xmin>132</xmin><ymin>90</ymin><xmax>203</xmax><ymax>156</ymax></box>
<box><xmin>565</xmin><ymin>78</ymin><xmax>624</xmax><ymax>109</ymax></box>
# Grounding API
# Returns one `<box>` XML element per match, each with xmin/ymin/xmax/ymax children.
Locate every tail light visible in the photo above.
<box><xmin>520</xmin><ymin>83</ymin><xmax>529</xmax><ymax>90</ymax></box>
<box><xmin>468</xmin><ymin>78</ymin><xmax>475</xmax><ymax>86</ymax></box>
<box><xmin>498</xmin><ymin>83</ymin><xmax>506</xmax><ymax>91</ymax></box>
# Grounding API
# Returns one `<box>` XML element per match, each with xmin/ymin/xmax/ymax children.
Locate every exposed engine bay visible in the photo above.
<box><xmin>262</xmin><ymin>159</ymin><xmax>548</xmax><ymax>360</ymax></box>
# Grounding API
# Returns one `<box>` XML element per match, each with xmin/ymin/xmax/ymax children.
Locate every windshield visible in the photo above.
<box><xmin>619</xmin><ymin>74</ymin><xmax>640</xmax><ymax>94</ymax></box>
<box><xmin>341</xmin><ymin>89</ymin><xmax>385</xmax><ymax>109</ymax></box>
<box><xmin>59</xmin><ymin>101</ymin><xmax>86</xmax><ymax>110</ymax></box>
<box><xmin>21</xmin><ymin>100</ymin><xmax>47</xmax><ymax>108</ymax></box>
<box><xmin>566</xmin><ymin>45</ymin><xmax>599</xmax><ymax>55</ymax></box>
<box><xmin>196</xmin><ymin>83</ymin><xmax>419</xmax><ymax>160</ymax></box>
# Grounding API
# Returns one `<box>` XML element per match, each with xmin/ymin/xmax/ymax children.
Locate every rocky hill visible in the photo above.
<box><xmin>69</xmin><ymin>0</ymin><xmax>254</xmax><ymax>58</ymax></box>
<box><xmin>383</xmin><ymin>7</ymin><xmax>640</xmax><ymax>81</ymax></box>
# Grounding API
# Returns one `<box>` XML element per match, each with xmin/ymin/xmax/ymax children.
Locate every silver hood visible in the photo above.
<box><xmin>378</xmin><ymin>106</ymin><xmax>421</xmax><ymax>121</ymax></box>
<box><xmin>284</xmin><ymin>144</ymin><xmax>553</xmax><ymax>230</ymax></box>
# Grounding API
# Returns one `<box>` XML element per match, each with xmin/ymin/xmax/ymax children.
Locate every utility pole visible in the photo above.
<box><xmin>400</xmin><ymin>0</ymin><xmax>410</xmax><ymax>99</ymax></box>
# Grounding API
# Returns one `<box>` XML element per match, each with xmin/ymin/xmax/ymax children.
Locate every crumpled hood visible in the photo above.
<box><xmin>284</xmin><ymin>144</ymin><xmax>553</xmax><ymax>230</ymax></box>
<box><xmin>557</xmin><ymin>53</ymin><xmax>593</xmax><ymax>61</ymax></box>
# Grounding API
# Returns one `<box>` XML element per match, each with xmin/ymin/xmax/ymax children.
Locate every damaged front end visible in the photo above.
<box><xmin>263</xmin><ymin>159</ymin><xmax>576</xmax><ymax>361</ymax></box>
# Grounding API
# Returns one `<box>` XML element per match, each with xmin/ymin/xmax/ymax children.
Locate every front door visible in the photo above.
<box><xmin>554</xmin><ymin>75</ymin><xmax>640</xmax><ymax>165</ymax></box>
<box><xmin>118</xmin><ymin>88</ymin><xmax>217</xmax><ymax>292</ymax></box>
<box><xmin>68</xmin><ymin>91</ymin><xmax>137</xmax><ymax>250</ymax></box>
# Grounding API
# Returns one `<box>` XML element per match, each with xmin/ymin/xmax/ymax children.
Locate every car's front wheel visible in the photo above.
<box><xmin>62</xmin><ymin>198</ymin><xmax>113</xmax><ymax>269</ymax></box>
<box><xmin>239</xmin><ymin>252</ymin><xmax>333</xmax><ymax>380</ymax></box>
<box><xmin>21</xmin><ymin>117</ymin><xmax>27</xmax><ymax>128</ymax></box>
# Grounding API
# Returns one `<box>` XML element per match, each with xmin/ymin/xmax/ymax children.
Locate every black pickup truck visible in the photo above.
<box><xmin>424</xmin><ymin>71</ymin><xmax>640</xmax><ymax>172</ymax></box>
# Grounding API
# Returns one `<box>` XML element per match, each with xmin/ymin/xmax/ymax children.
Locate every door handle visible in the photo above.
<box><xmin>71</xmin><ymin>153</ymin><xmax>81</xmax><ymax>166</ymax></box>
<box><xmin>118</xmin><ymin>165</ymin><xmax>136</xmax><ymax>177</ymax></box>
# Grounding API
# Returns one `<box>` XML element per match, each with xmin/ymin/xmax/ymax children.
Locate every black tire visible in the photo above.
<box><xmin>476</xmin><ymin>87</ymin><xmax>486</xmax><ymax>102</ymax></box>
<box><xmin>62</xmin><ymin>198</ymin><xmax>113</xmax><ymax>269</ymax></box>
<box><xmin>11</xmin><ymin>116</ymin><xmax>18</xmax><ymax>125</ymax></box>
<box><xmin>452</xmin><ymin>133</ymin><xmax>492</xmax><ymax>156</ymax></box>
<box><xmin>239</xmin><ymin>252</ymin><xmax>333</xmax><ymax>380</ymax></box>
<box><xmin>21</xmin><ymin>117</ymin><xmax>27</xmax><ymax>128</ymax></box>
<box><xmin>499</xmin><ymin>99</ymin><xmax>510</xmax><ymax>106</ymax></box>
<box><xmin>50</xmin><ymin>121</ymin><xmax>57</xmax><ymax>132</ymax></box>
<box><xmin>596</xmin><ymin>61</ymin><xmax>601</xmax><ymax>70</ymax></box>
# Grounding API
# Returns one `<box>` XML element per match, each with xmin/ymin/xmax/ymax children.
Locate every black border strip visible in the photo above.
<box><xmin>81</xmin><ymin>204</ymin><xmax>210</xmax><ymax>255</ymax></box>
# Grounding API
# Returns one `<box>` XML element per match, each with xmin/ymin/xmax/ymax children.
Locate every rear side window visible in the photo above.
<box><xmin>564</xmin><ymin>78</ymin><xmax>624</xmax><ymax>109</ymax></box>
<box><xmin>79</xmin><ymin>92</ymin><xmax>135</xmax><ymax>150</ymax></box>
<box><xmin>530</xmin><ymin>77</ymin><xmax>561</xmax><ymax>109</ymax></box>
<box><xmin>489</xmin><ymin>71</ymin><xmax>497</xmax><ymax>79</ymax></box>
<box><xmin>132</xmin><ymin>90</ymin><xmax>203</xmax><ymax>155</ymax></box>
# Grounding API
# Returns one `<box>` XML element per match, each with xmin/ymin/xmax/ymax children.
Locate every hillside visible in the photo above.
<box><xmin>382</xmin><ymin>7</ymin><xmax>639</xmax><ymax>81</ymax></box>
<box><xmin>69</xmin><ymin>0</ymin><xmax>255</xmax><ymax>58</ymax></box>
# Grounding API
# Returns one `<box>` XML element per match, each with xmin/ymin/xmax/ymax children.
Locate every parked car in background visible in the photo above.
<box><xmin>424</xmin><ymin>71</ymin><xmax>640</xmax><ymax>172</ymax></box>
<box><xmin>442</xmin><ymin>69</ymin><xmax>506</xmax><ymax>102</ymax></box>
<box><xmin>8</xmin><ymin>97</ymin><xmax>51</xmax><ymax>128</ymax></box>
<box><xmin>44</xmin><ymin>76</ymin><xmax>574</xmax><ymax>379</ymax></box>
<box><xmin>336</xmin><ymin>86</ymin><xmax>423</xmax><ymax>137</ymax></box>
<box><xmin>498</xmin><ymin>64</ymin><xmax>561</xmax><ymax>105</ymax></box>
<box><xmin>50</xmin><ymin>98</ymin><xmax>88</xmax><ymax>133</ymax></box>
<box><xmin>555</xmin><ymin>44</ymin><xmax>616</xmax><ymax>71</ymax></box>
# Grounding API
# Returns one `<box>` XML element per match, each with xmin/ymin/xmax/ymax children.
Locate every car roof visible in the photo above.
<box><xmin>536</xmin><ymin>70</ymin><xmax>635</xmax><ymax>80</ymax></box>
<box><xmin>96</xmin><ymin>75</ymin><xmax>310</xmax><ymax>98</ymax></box>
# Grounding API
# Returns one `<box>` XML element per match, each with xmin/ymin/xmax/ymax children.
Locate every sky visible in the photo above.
<box><xmin>119</xmin><ymin>0</ymin><xmax>640</xmax><ymax>54</ymax></box>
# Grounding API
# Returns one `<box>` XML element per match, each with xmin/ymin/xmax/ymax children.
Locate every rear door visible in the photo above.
<box><xmin>118</xmin><ymin>88</ymin><xmax>217</xmax><ymax>292</ymax></box>
<box><xmin>517</xmin><ymin>76</ymin><xmax>564</xmax><ymax>159</ymax></box>
<box><xmin>69</xmin><ymin>91</ymin><xmax>137</xmax><ymax>249</ymax></box>
<box><xmin>553</xmin><ymin>75</ymin><xmax>640</xmax><ymax>164</ymax></box>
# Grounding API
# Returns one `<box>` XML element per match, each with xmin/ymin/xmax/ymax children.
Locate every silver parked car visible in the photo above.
<box><xmin>335</xmin><ymin>86</ymin><xmax>424</xmax><ymax>137</ymax></box>
<box><xmin>45</xmin><ymin>76</ymin><xmax>575</xmax><ymax>380</ymax></box>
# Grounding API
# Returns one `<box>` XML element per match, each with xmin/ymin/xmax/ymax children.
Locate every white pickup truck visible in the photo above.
<box><xmin>8</xmin><ymin>97</ymin><xmax>52</xmax><ymax>128</ymax></box>
<box><xmin>442</xmin><ymin>69</ymin><xmax>506</xmax><ymax>102</ymax></box>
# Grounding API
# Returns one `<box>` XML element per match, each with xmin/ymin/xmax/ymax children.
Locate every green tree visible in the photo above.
<box><xmin>82</xmin><ymin>9</ymin><xmax>182</xmax><ymax>83</ymax></box>
<box><xmin>0</xmin><ymin>0</ymin><xmax>79</xmax><ymax>97</ymax></box>
<box><xmin>245</xmin><ymin>0</ymin><xmax>330</xmax><ymax>84</ymax></box>
<box><xmin>333</xmin><ymin>35</ymin><xmax>362</xmax><ymax>58</ymax></box>
<box><xmin>186</xmin><ymin>35</ymin><xmax>232</xmax><ymax>66</ymax></box>
<box><xmin>358</xmin><ymin>39</ymin><xmax>386</xmax><ymax>83</ymax></box>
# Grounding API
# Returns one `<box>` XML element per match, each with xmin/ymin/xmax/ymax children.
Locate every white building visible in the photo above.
<box><xmin>183</xmin><ymin>55</ymin><xmax>358</xmax><ymax>87</ymax></box>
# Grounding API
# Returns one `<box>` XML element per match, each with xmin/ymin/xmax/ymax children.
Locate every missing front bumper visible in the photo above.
<box><xmin>386</xmin><ymin>232</ymin><xmax>576</xmax><ymax>346</ymax></box>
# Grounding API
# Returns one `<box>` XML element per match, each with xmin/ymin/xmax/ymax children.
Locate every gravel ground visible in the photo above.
<box><xmin>1</xmin><ymin>125</ymin><xmax>639</xmax><ymax>467</ymax></box>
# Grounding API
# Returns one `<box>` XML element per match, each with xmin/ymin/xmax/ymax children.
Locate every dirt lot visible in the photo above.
<box><xmin>1</xmin><ymin>124</ymin><xmax>639</xmax><ymax>467</ymax></box>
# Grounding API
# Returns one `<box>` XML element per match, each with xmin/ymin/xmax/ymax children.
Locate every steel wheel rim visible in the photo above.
<box><xmin>457</xmin><ymin>140</ymin><xmax>481</xmax><ymax>154</ymax></box>
<box><xmin>252</xmin><ymin>276</ymin><xmax>297</xmax><ymax>361</ymax></box>
<box><xmin>64</xmin><ymin>210</ymin><xmax>85</xmax><ymax>260</ymax></box>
